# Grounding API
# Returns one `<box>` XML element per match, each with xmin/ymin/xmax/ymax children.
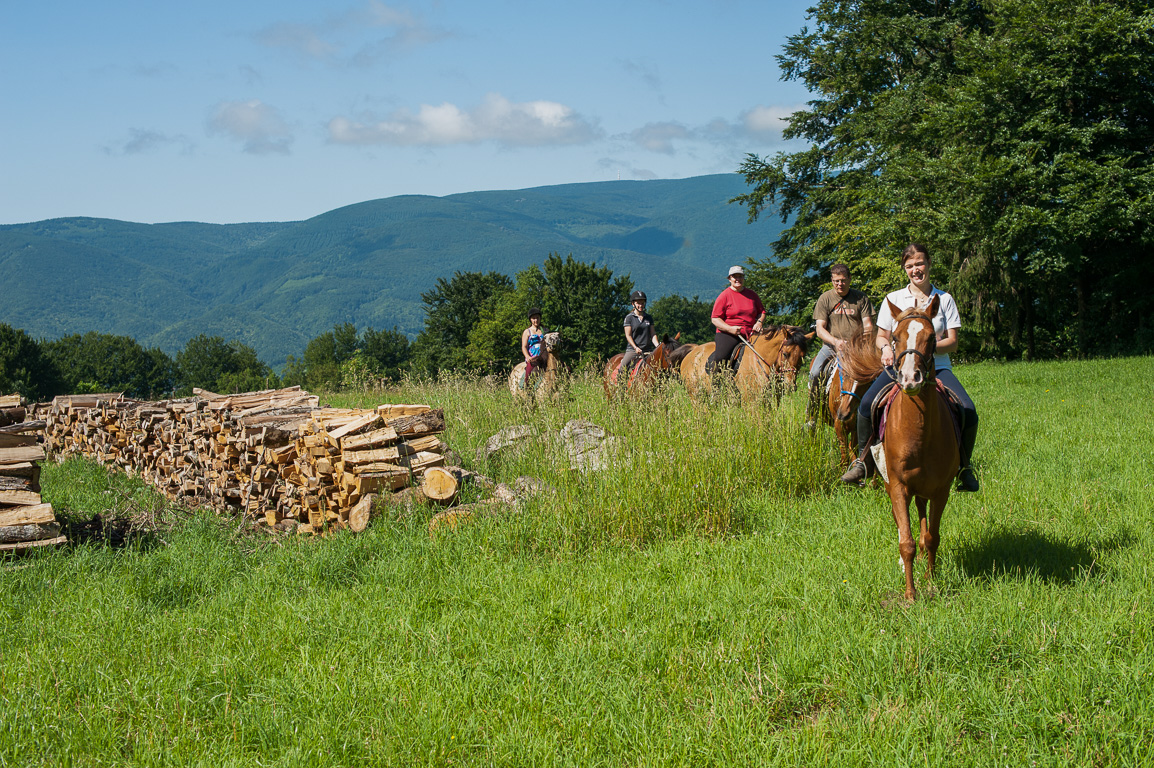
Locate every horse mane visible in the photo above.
<box><xmin>667</xmin><ymin>340</ymin><xmax>696</xmax><ymax>366</ymax></box>
<box><xmin>839</xmin><ymin>334</ymin><xmax>882</xmax><ymax>382</ymax></box>
<box><xmin>780</xmin><ymin>325</ymin><xmax>812</xmax><ymax>355</ymax></box>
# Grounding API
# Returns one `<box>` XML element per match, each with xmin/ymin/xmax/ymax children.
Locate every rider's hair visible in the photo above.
<box><xmin>901</xmin><ymin>243</ymin><xmax>930</xmax><ymax>266</ymax></box>
<box><xmin>830</xmin><ymin>263</ymin><xmax>850</xmax><ymax>278</ymax></box>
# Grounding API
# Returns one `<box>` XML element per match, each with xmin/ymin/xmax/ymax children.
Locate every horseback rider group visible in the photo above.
<box><xmin>542</xmin><ymin>244</ymin><xmax>980</xmax><ymax>492</ymax></box>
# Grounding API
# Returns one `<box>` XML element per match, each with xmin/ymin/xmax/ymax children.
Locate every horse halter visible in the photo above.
<box><xmin>889</xmin><ymin>312</ymin><xmax>937</xmax><ymax>379</ymax></box>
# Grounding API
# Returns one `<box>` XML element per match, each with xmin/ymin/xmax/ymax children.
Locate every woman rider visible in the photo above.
<box><xmin>706</xmin><ymin>265</ymin><xmax>765</xmax><ymax>373</ymax></box>
<box><xmin>622</xmin><ymin>290</ymin><xmax>657</xmax><ymax>373</ymax></box>
<box><xmin>840</xmin><ymin>244</ymin><xmax>980</xmax><ymax>492</ymax></box>
<box><xmin>520</xmin><ymin>308</ymin><xmax>547</xmax><ymax>386</ymax></box>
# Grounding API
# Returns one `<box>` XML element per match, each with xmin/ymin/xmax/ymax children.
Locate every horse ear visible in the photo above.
<box><xmin>886</xmin><ymin>298</ymin><xmax>902</xmax><ymax>320</ymax></box>
<box><xmin>927</xmin><ymin>294</ymin><xmax>940</xmax><ymax>317</ymax></box>
<box><xmin>804</xmin><ymin>331</ymin><xmax>816</xmax><ymax>341</ymax></box>
<box><xmin>674</xmin><ymin>331</ymin><xmax>681</xmax><ymax>341</ymax></box>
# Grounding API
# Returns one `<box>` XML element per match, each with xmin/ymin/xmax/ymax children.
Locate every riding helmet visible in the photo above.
<box><xmin>527</xmin><ymin>307</ymin><xmax>542</xmax><ymax>320</ymax></box>
<box><xmin>630</xmin><ymin>290</ymin><xmax>647</xmax><ymax>302</ymax></box>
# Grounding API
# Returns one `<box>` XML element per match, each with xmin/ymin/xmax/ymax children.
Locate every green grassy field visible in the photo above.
<box><xmin>3</xmin><ymin>357</ymin><xmax>1152</xmax><ymax>766</ymax></box>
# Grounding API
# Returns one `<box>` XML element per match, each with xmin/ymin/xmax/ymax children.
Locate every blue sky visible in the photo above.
<box><xmin>2</xmin><ymin>0</ymin><xmax>814</xmax><ymax>225</ymax></box>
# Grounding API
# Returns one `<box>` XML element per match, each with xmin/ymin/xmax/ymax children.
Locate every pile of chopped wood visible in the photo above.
<box><xmin>1</xmin><ymin>395</ymin><xmax>64</xmax><ymax>552</ymax></box>
<box><xmin>38</xmin><ymin>386</ymin><xmax>450</xmax><ymax>535</ymax></box>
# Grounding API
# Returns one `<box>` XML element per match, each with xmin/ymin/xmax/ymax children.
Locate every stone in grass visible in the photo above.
<box><xmin>557</xmin><ymin>419</ymin><xmax>620</xmax><ymax>473</ymax></box>
<box><xmin>475</xmin><ymin>424</ymin><xmax>538</xmax><ymax>463</ymax></box>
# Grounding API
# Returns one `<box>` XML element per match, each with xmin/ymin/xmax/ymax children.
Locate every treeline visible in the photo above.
<box><xmin>734</xmin><ymin>0</ymin><xmax>1154</xmax><ymax>360</ymax></box>
<box><xmin>0</xmin><ymin>253</ymin><xmax>715</xmax><ymax>400</ymax></box>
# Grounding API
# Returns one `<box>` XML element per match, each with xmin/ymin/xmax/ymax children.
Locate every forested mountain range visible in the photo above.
<box><xmin>0</xmin><ymin>174</ymin><xmax>784</xmax><ymax>366</ymax></box>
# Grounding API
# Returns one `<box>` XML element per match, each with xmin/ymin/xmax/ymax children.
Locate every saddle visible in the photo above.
<box><xmin>873</xmin><ymin>379</ymin><xmax>963</xmax><ymax>446</ymax></box>
<box><xmin>609</xmin><ymin>356</ymin><xmax>645</xmax><ymax>385</ymax></box>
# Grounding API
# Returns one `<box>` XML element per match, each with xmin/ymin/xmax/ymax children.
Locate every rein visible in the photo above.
<box><xmin>737</xmin><ymin>332</ymin><xmax>793</xmax><ymax>382</ymax></box>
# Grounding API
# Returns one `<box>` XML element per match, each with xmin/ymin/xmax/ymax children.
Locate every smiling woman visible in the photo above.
<box><xmin>842</xmin><ymin>244</ymin><xmax>980</xmax><ymax>493</ymax></box>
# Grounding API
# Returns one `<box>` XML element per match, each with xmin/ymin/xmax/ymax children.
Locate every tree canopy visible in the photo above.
<box><xmin>735</xmin><ymin>0</ymin><xmax>1154</xmax><ymax>358</ymax></box>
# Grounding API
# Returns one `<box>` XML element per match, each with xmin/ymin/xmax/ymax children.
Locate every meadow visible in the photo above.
<box><xmin>2</xmin><ymin>357</ymin><xmax>1152</xmax><ymax>766</ymax></box>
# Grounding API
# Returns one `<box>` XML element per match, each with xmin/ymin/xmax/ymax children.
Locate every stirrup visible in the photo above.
<box><xmin>956</xmin><ymin>465</ymin><xmax>980</xmax><ymax>493</ymax></box>
<box><xmin>840</xmin><ymin>458</ymin><xmax>867</xmax><ymax>485</ymax></box>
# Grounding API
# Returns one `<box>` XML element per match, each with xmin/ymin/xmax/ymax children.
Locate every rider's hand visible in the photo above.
<box><xmin>880</xmin><ymin>345</ymin><xmax>894</xmax><ymax>367</ymax></box>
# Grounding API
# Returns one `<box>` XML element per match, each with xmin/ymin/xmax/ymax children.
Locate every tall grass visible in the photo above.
<box><xmin>3</xmin><ymin>357</ymin><xmax>1153</xmax><ymax>766</ymax></box>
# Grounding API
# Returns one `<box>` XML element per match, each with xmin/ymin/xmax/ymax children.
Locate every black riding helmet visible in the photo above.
<box><xmin>527</xmin><ymin>307</ymin><xmax>542</xmax><ymax>320</ymax></box>
<box><xmin>630</xmin><ymin>290</ymin><xmax>647</xmax><ymax>302</ymax></box>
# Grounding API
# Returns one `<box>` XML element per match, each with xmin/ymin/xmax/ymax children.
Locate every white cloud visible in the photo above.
<box><xmin>104</xmin><ymin>129</ymin><xmax>194</xmax><ymax>156</ymax></box>
<box><xmin>741</xmin><ymin>105</ymin><xmax>796</xmax><ymax>138</ymax></box>
<box><xmin>207</xmin><ymin>100</ymin><xmax>293</xmax><ymax>155</ymax></box>
<box><xmin>629</xmin><ymin>122</ymin><xmax>693</xmax><ymax>155</ymax></box>
<box><xmin>626</xmin><ymin>104</ymin><xmax>803</xmax><ymax>154</ymax></box>
<box><xmin>255</xmin><ymin>1</ymin><xmax>448</xmax><ymax>66</ymax></box>
<box><xmin>328</xmin><ymin>93</ymin><xmax>602</xmax><ymax>147</ymax></box>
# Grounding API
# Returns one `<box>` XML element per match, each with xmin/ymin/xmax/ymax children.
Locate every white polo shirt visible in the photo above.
<box><xmin>876</xmin><ymin>285</ymin><xmax>961</xmax><ymax>371</ymax></box>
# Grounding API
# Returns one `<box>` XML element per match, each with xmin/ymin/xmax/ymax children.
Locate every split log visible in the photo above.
<box><xmin>0</xmin><ymin>522</ymin><xmax>61</xmax><ymax>544</ymax></box>
<box><xmin>0</xmin><ymin>446</ymin><xmax>46</xmax><ymax>465</ymax></box>
<box><xmin>0</xmin><ymin>489</ymin><xmax>41</xmax><ymax>506</ymax></box>
<box><xmin>348</xmin><ymin>493</ymin><xmax>377</xmax><ymax>533</ymax></box>
<box><xmin>0</xmin><ymin>535</ymin><xmax>67</xmax><ymax>552</ymax></box>
<box><xmin>421</xmin><ymin>466</ymin><xmax>460</xmax><ymax>505</ymax></box>
<box><xmin>0</xmin><ymin>503</ymin><xmax>55</xmax><ymax>527</ymax></box>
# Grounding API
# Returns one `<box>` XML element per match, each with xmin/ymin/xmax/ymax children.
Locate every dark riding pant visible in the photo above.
<box><xmin>855</xmin><ymin>367</ymin><xmax>978</xmax><ymax>465</ymax></box>
<box><xmin>705</xmin><ymin>331</ymin><xmax>742</xmax><ymax>373</ymax></box>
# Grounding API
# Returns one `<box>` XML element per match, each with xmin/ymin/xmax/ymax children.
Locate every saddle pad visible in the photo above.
<box><xmin>876</xmin><ymin>379</ymin><xmax>963</xmax><ymax>448</ymax></box>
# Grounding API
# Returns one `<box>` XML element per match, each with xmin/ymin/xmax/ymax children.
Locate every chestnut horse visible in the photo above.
<box><xmin>679</xmin><ymin>325</ymin><xmax>813</xmax><ymax>403</ymax></box>
<box><xmin>821</xmin><ymin>335</ymin><xmax>878</xmax><ymax>468</ymax></box>
<box><xmin>602</xmin><ymin>334</ymin><xmax>683</xmax><ymax>398</ymax></box>
<box><xmin>849</xmin><ymin>298</ymin><xmax>960</xmax><ymax>601</ymax></box>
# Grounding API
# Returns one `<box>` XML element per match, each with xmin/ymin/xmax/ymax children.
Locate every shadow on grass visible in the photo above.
<box><xmin>953</xmin><ymin>526</ymin><xmax>1135</xmax><ymax>585</ymax></box>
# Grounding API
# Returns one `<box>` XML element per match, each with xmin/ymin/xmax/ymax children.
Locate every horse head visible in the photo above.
<box><xmin>775</xmin><ymin>326</ymin><xmax>816</xmax><ymax>392</ymax></box>
<box><xmin>543</xmin><ymin>332</ymin><xmax>561</xmax><ymax>352</ymax></box>
<box><xmin>648</xmin><ymin>332</ymin><xmax>682</xmax><ymax>371</ymax></box>
<box><xmin>887</xmin><ymin>297</ymin><xmax>938</xmax><ymax>395</ymax></box>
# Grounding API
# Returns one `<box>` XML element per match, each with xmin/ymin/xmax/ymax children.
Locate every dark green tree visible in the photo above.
<box><xmin>648</xmin><ymin>294</ymin><xmax>715</xmax><ymax>344</ymax></box>
<box><xmin>540</xmin><ymin>253</ymin><xmax>633</xmax><ymax>366</ymax></box>
<box><xmin>466</xmin><ymin>265</ymin><xmax>549</xmax><ymax>372</ymax></box>
<box><xmin>176</xmin><ymin>334</ymin><xmax>274</xmax><ymax>394</ymax></box>
<box><xmin>734</xmin><ymin>0</ymin><xmax>1154</xmax><ymax>358</ymax></box>
<box><xmin>302</xmin><ymin>322</ymin><xmax>359</xmax><ymax>389</ymax></box>
<box><xmin>0</xmin><ymin>324</ymin><xmax>61</xmax><ymax>401</ymax></box>
<box><xmin>410</xmin><ymin>271</ymin><xmax>514</xmax><ymax>373</ymax></box>
<box><xmin>360</xmin><ymin>326</ymin><xmax>411</xmax><ymax>382</ymax></box>
<box><xmin>43</xmin><ymin>332</ymin><xmax>175</xmax><ymax>399</ymax></box>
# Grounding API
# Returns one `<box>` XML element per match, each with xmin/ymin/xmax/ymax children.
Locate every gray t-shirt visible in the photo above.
<box><xmin>624</xmin><ymin>312</ymin><xmax>655</xmax><ymax>350</ymax></box>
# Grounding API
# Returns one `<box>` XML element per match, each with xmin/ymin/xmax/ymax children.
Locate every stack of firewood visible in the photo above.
<box><xmin>288</xmin><ymin>405</ymin><xmax>446</xmax><ymax>533</ymax></box>
<box><xmin>1</xmin><ymin>394</ymin><xmax>65</xmax><ymax>552</ymax></box>
<box><xmin>38</xmin><ymin>387</ymin><xmax>452</xmax><ymax>534</ymax></box>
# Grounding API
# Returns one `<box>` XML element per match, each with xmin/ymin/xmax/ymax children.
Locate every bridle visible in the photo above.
<box><xmin>888</xmin><ymin>312</ymin><xmax>937</xmax><ymax>381</ymax></box>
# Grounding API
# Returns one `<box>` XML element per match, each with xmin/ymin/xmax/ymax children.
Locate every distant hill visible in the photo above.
<box><xmin>0</xmin><ymin>174</ymin><xmax>785</xmax><ymax>365</ymax></box>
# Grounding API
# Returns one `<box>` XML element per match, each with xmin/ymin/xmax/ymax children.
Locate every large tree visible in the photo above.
<box><xmin>540</xmin><ymin>253</ymin><xmax>633</xmax><ymax>367</ymax></box>
<box><xmin>735</xmin><ymin>0</ymin><xmax>1154</xmax><ymax>358</ymax></box>
<box><xmin>176</xmin><ymin>335</ymin><xmax>274</xmax><ymax>394</ymax></box>
<box><xmin>43</xmin><ymin>332</ymin><xmax>175</xmax><ymax>399</ymax></box>
<box><xmin>409</xmin><ymin>271</ymin><xmax>515</xmax><ymax>373</ymax></box>
<box><xmin>0</xmin><ymin>324</ymin><xmax>61</xmax><ymax>401</ymax></box>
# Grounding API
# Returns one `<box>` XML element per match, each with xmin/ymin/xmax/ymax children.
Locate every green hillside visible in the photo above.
<box><xmin>1</xmin><ymin>174</ymin><xmax>785</xmax><ymax>365</ymax></box>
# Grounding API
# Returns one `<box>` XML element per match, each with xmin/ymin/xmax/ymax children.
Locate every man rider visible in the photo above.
<box><xmin>806</xmin><ymin>263</ymin><xmax>874</xmax><ymax>426</ymax></box>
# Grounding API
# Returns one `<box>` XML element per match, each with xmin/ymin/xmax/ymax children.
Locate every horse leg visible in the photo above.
<box><xmin>923</xmin><ymin>489</ymin><xmax>948</xmax><ymax>582</ymax></box>
<box><xmin>889</xmin><ymin>488</ymin><xmax>918</xmax><ymax>601</ymax></box>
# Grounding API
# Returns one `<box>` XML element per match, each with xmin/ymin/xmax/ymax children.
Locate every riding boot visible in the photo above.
<box><xmin>840</xmin><ymin>402</ymin><xmax>877</xmax><ymax>485</ymax></box>
<box><xmin>956</xmin><ymin>420</ymin><xmax>980</xmax><ymax>492</ymax></box>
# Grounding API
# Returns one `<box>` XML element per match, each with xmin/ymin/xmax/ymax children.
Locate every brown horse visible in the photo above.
<box><xmin>602</xmin><ymin>334</ymin><xmax>683</xmax><ymax>398</ymax></box>
<box><xmin>821</xmin><ymin>335</ymin><xmax>878</xmax><ymax>468</ymax></box>
<box><xmin>679</xmin><ymin>326</ymin><xmax>814</xmax><ymax>403</ymax></box>
<box><xmin>854</xmin><ymin>298</ymin><xmax>960</xmax><ymax>601</ymax></box>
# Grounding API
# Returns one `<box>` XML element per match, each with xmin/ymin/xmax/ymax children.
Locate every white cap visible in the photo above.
<box><xmin>728</xmin><ymin>265</ymin><xmax>745</xmax><ymax>277</ymax></box>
